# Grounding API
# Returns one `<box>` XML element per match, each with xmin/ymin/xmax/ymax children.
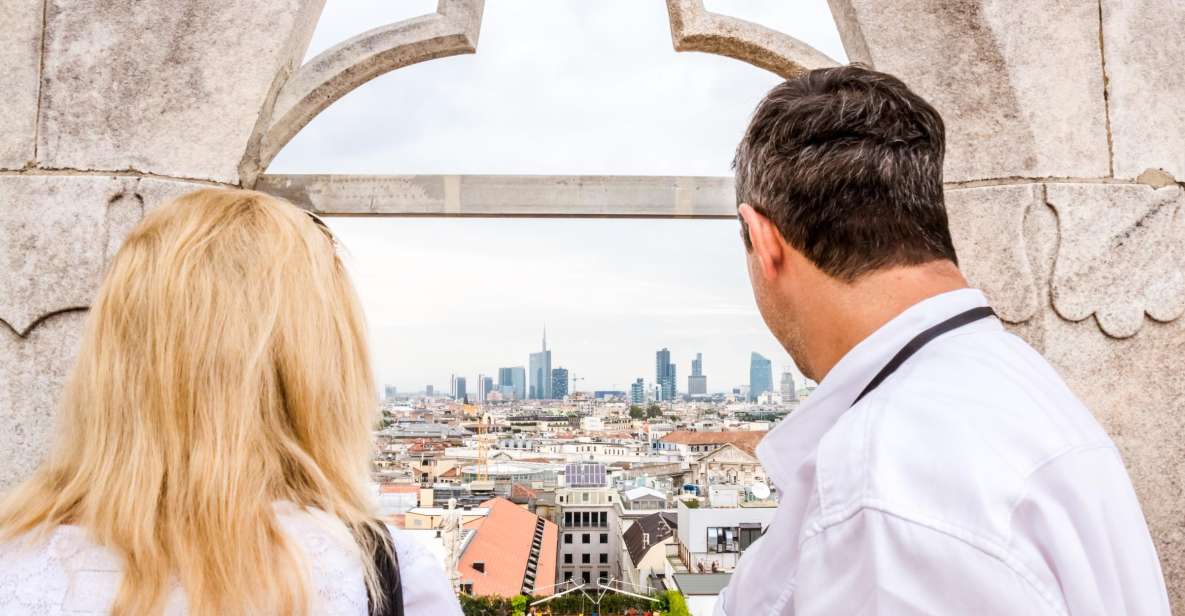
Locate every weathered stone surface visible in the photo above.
<box><xmin>251</xmin><ymin>0</ymin><xmax>484</xmax><ymax>181</ymax></box>
<box><xmin>0</xmin><ymin>175</ymin><xmax>209</xmax><ymax>336</ymax></box>
<box><xmin>1028</xmin><ymin>314</ymin><xmax>1185</xmax><ymax>612</ymax></box>
<box><xmin>0</xmin><ymin>0</ymin><xmax>43</xmax><ymax>169</ymax></box>
<box><xmin>258</xmin><ymin>174</ymin><xmax>737</xmax><ymax>218</ymax></box>
<box><xmin>1045</xmin><ymin>183</ymin><xmax>1185</xmax><ymax>338</ymax></box>
<box><xmin>0</xmin><ymin>310</ymin><xmax>85</xmax><ymax>490</ymax></box>
<box><xmin>665</xmin><ymin>0</ymin><xmax>838</xmax><ymax>79</ymax></box>
<box><xmin>37</xmin><ymin>0</ymin><xmax>323</xmax><ymax>184</ymax></box>
<box><xmin>945</xmin><ymin>183</ymin><xmax>1042</xmax><ymax>323</ymax></box>
<box><xmin>1101</xmin><ymin>1</ymin><xmax>1185</xmax><ymax>180</ymax></box>
<box><xmin>828</xmin><ymin>0</ymin><xmax>1110</xmax><ymax>183</ymax></box>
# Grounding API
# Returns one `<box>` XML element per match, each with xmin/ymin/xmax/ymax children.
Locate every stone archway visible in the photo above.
<box><xmin>1</xmin><ymin>0</ymin><xmax>1182</xmax><ymax>609</ymax></box>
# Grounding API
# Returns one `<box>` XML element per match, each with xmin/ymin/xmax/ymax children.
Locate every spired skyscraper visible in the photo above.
<box><xmin>688</xmin><ymin>352</ymin><xmax>707</xmax><ymax>396</ymax></box>
<box><xmin>529</xmin><ymin>328</ymin><xmax>553</xmax><ymax>399</ymax></box>
<box><xmin>749</xmin><ymin>352</ymin><xmax>772</xmax><ymax>402</ymax></box>
<box><xmin>655</xmin><ymin>348</ymin><xmax>676</xmax><ymax>401</ymax></box>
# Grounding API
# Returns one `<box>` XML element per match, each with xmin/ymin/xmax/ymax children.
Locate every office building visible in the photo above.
<box><xmin>630</xmin><ymin>378</ymin><xmax>646</xmax><ymax>405</ymax></box>
<box><xmin>529</xmin><ymin>328</ymin><xmax>553</xmax><ymax>400</ymax></box>
<box><xmin>499</xmin><ymin>366</ymin><xmax>526</xmax><ymax>400</ymax></box>
<box><xmin>452</xmin><ymin>375</ymin><xmax>468</xmax><ymax>402</ymax></box>
<box><xmin>780</xmin><ymin>370</ymin><xmax>797</xmax><ymax>404</ymax></box>
<box><xmin>552</xmin><ymin>367</ymin><xmax>569</xmax><ymax>399</ymax></box>
<box><xmin>425</xmin><ymin>384</ymin><xmax>434</xmax><ymax>397</ymax></box>
<box><xmin>692</xmin><ymin>353</ymin><xmax>703</xmax><ymax>377</ymax></box>
<box><xmin>749</xmin><ymin>352</ymin><xmax>772</xmax><ymax>402</ymax></box>
<box><xmin>383</xmin><ymin>385</ymin><xmax>398</xmax><ymax>401</ymax></box>
<box><xmin>656</xmin><ymin>348</ymin><xmax>676</xmax><ymax>401</ymax></box>
<box><xmin>477</xmin><ymin>374</ymin><xmax>494</xmax><ymax>403</ymax></box>
<box><xmin>556</xmin><ymin>463</ymin><xmax>622</xmax><ymax>586</ymax></box>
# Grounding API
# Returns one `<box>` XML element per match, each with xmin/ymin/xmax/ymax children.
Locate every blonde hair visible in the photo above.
<box><xmin>0</xmin><ymin>188</ymin><xmax>388</xmax><ymax>615</ymax></box>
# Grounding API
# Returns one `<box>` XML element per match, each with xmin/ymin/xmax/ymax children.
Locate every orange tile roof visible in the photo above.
<box><xmin>659</xmin><ymin>430</ymin><xmax>768</xmax><ymax>455</ymax></box>
<box><xmin>380</xmin><ymin>484</ymin><xmax>420</xmax><ymax>494</ymax></box>
<box><xmin>457</xmin><ymin>497</ymin><xmax>558</xmax><ymax>597</ymax></box>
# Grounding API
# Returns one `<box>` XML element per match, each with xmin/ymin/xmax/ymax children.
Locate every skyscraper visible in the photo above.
<box><xmin>630</xmin><ymin>378</ymin><xmax>645</xmax><ymax>405</ymax></box>
<box><xmin>383</xmin><ymin>385</ymin><xmax>398</xmax><ymax>401</ymax></box>
<box><xmin>749</xmin><ymin>352</ymin><xmax>772</xmax><ymax>402</ymax></box>
<box><xmin>655</xmin><ymin>348</ymin><xmax>676</xmax><ymax>401</ymax></box>
<box><xmin>453</xmin><ymin>376</ymin><xmax>468</xmax><ymax>402</ymax></box>
<box><xmin>780</xmin><ymin>369</ymin><xmax>798</xmax><ymax>404</ymax></box>
<box><xmin>688</xmin><ymin>352</ymin><xmax>707</xmax><ymax>396</ymax></box>
<box><xmin>529</xmin><ymin>328</ymin><xmax>553</xmax><ymax>399</ymax></box>
<box><xmin>477</xmin><ymin>374</ymin><xmax>494</xmax><ymax>403</ymax></box>
<box><xmin>551</xmin><ymin>367</ymin><xmax>569</xmax><ymax>399</ymax></box>
<box><xmin>498</xmin><ymin>366</ymin><xmax>526</xmax><ymax>400</ymax></box>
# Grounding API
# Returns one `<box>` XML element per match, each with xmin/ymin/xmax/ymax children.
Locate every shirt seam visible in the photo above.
<box><xmin>1004</xmin><ymin>441</ymin><xmax>1119</xmax><ymax>538</ymax></box>
<box><xmin>802</xmin><ymin>498</ymin><xmax>1068</xmax><ymax>616</ymax></box>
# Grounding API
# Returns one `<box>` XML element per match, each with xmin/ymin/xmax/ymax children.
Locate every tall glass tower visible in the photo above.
<box><xmin>529</xmin><ymin>327</ymin><xmax>552</xmax><ymax>399</ymax></box>
<box><xmin>749</xmin><ymin>352</ymin><xmax>772</xmax><ymax>402</ymax></box>
<box><xmin>656</xmin><ymin>348</ymin><xmax>676</xmax><ymax>401</ymax></box>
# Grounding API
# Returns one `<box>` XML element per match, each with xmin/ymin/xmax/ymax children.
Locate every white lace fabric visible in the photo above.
<box><xmin>0</xmin><ymin>503</ymin><xmax>462</xmax><ymax>616</ymax></box>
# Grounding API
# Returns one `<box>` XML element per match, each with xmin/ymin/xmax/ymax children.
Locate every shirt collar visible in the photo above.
<box><xmin>757</xmin><ymin>288</ymin><xmax>996</xmax><ymax>491</ymax></box>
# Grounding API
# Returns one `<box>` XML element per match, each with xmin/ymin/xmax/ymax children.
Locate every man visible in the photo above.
<box><xmin>719</xmin><ymin>65</ymin><xmax>1169</xmax><ymax>615</ymax></box>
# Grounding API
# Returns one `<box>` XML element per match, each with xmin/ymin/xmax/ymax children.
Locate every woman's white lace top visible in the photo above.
<box><xmin>0</xmin><ymin>503</ymin><xmax>462</xmax><ymax>615</ymax></box>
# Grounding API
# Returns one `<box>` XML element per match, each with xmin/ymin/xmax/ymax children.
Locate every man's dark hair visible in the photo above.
<box><xmin>734</xmin><ymin>64</ymin><xmax>957</xmax><ymax>282</ymax></box>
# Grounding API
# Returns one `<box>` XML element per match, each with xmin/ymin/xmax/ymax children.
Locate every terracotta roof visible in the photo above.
<box><xmin>659</xmin><ymin>431</ymin><xmax>767</xmax><ymax>455</ymax></box>
<box><xmin>509</xmin><ymin>483</ymin><xmax>539</xmax><ymax>503</ymax></box>
<box><xmin>380</xmin><ymin>484</ymin><xmax>420</xmax><ymax>494</ymax></box>
<box><xmin>457</xmin><ymin>497</ymin><xmax>558</xmax><ymax>597</ymax></box>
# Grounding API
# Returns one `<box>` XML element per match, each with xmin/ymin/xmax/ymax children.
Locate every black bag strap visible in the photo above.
<box><xmin>363</xmin><ymin>522</ymin><xmax>404</xmax><ymax>616</ymax></box>
<box><xmin>851</xmin><ymin>306</ymin><xmax>996</xmax><ymax>408</ymax></box>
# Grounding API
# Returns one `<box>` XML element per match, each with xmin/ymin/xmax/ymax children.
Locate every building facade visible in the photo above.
<box><xmin>779</xmin><ymin>369</ymin><xmax>797</xmax><ymax>403</ymax></box>
<box><xmin>529</xmin><ymin>330</ymin><xmax>552</xmax><ymax>400</ymax></box>
<box><xmin>552</xmin><ymin>367</ymin><xmax>569</xmax><ymax>399</ymax></box>
<box><xmin>748</xmin><ymin>352</ymin><xmax>771</xmax><ymax>402</ymax></box>
<box><xmin>555</xmin><ymin>463</ymin><xmax>622</xmax><ymax>585</ymax></box>
<box><xmin>498</xmin><ymin>366</ymin><xmax>526</xmax><ymax>401</ymax></box>
<box><xmin>630</xmin><ymin>378</ymin><xmax>646</xmax><ymax>405</ymax></box>
<box><xmin>656</xmin><ymin>348</ymin><xmax>676</xmax><ymax>401</ymax></box>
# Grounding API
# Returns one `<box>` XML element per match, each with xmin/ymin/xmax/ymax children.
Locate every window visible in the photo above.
<box><xmin>598</xmin><ymin>572</ymin><xmax>609</xmax><ymax>583</ymax></box>
<box><xmin>582</xmin><ymin>571</ymin><xmax>591</xmax><ymax>584</ymax></box>
<box><xmin>564</xmin><ymin>533</ymin><xmax>572</xmax><ymax>544</ymax></box>
<box><xmin>738</xmin><ymin>525</ymin><xmax>762</xmax><ymax>551</ymax></box>
<box><xmin>582</xmin><ymin>492</ymin><xmax>589</xmax><ymax>503</ymax></box>
<box><xmin>582</xmin><ymin>533</ymin><xmax>590</xmax><ymax>544</ymax></box>
<box><xmin>600</xmin><ymin>511</ymin><xmax>608</xmax><ymax>527</ymax></box>
<box><xmin>707</xmin><ymin>527</ymin><xmax>737</xmax><ymax>553</ymax></box>
<box><xmin>564</xmin><ymin>511</ymin><xmax>572</xmax><ymax>526</ymax></box>
<box><xmin>564</xmin><ymin>553</ymin><xmax>572</xmax><ymax>564</ymax></box>
<box><xmin>564</xmin><ymin>572</ymin><xmax>573</xmax><ymax>582</ymax></box>
<box><xmin>599</xmin><ymin>533</ymin><xmax>608</xmax><ymax>544</ymax></box>
<box><xmin>599</xmin><ymin>553</ymin><xmax>608</xmax><ymax>564</ymax></box>
<box><xmin>582</xmin><ymin>553</ymin><xmax>591</xmax><ymax>564</ymax></box>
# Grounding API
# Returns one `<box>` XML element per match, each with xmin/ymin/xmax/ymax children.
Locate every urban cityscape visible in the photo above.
<box><xmin>372</xmin><ymin>328</ymin><xmax>813</xmax><ymax>613</ymax></box>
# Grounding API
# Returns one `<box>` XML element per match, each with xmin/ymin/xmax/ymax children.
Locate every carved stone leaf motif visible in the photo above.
<box><xmin>944</xmin><ymin>184</ymin><xmax>1042</xmax><ymax>323</ymax></box>
<box><xmin>0</xmin><ymin>176</ymin><xmax>201</xmax><ymax>337</ymax></box>
<box><xmin>1046</xmin><ymin>183</ymin><xmax>1185</xmax><ymax>338</ymax></box>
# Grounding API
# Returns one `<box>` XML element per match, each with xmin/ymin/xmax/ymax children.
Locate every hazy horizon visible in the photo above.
<box><xmin>270</xmin><ymin>0</ymin><xmax>845</xmax><ymax>393</ymax></box>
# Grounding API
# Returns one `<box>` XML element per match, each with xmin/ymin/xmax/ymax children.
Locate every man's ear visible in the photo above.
<box><xmin>738</xmin><ymin>203</ymin><xmax>784</xmax><ymax>281</ymax></box>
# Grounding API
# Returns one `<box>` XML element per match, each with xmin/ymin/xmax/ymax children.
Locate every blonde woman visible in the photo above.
<box><xmin>0</xmin><ymin>189</ymin><xmax>461</xmax><ymax>616</ymax></box>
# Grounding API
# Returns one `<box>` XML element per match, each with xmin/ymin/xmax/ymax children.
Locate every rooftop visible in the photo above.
<box><xmin>659</xmin><ymin>430</ymin><xmax>767</xmax><ymax>455</ymax></box>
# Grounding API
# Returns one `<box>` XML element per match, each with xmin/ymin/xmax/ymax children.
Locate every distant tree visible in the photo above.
<box><xmin>629</xmin><ymin>405</ymin><xmax>645</xmax><ymax>419</ymax></box>
<box><xmin>681</xmin><ymin>498</ymin><xmax>700</xmax><ymax>509</ymax></box>
<box><xmin>646</xmin><ymin>403</ymin><xmax>662</xmax><ymax>417</ymax></box>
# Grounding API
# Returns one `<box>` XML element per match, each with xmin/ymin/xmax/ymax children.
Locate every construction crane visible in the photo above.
<box><xmin>467</xmin><ymin>404</ymin><xmax>495</xmax><ymax>491</ymax></box>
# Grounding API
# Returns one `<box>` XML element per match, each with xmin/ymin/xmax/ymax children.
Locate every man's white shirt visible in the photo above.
<box><xmin>716</xmin><ymin>288</ymin><xmax>1169</xmax><ymax>615</ymax></box>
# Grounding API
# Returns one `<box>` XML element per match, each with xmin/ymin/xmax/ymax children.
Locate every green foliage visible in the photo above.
<box><xmin>629</xmin><ymin>405</ymin><xmax>645</xmax><ymax>419</ymax></box>
<box><xmin>460</xmin><ymin>591</ymin><xmax>666</xmax><ymax>615</ymax></box>
<box><xmin>645</xmin><ymin>405</ymin><xmax>662</xmax><ymax>418</ymax></box>
<box><xmin>665</xmin><ymin>590</ymin><xmax>691</xmax><ymax>616</ymax></box>
<box><xmin>680</xmin><ymin>498</ymin><xmax>700</xmax><ymax>509</ymax></box>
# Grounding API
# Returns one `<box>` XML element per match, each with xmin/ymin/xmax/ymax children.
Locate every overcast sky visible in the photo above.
<box><xmin>269</xmin><ymin>1</ymin><xmax>847</xmax><ymax>394</ymax></box>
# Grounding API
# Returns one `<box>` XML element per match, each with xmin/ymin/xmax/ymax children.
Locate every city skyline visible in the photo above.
<box><xmin>273</xmin><ymin>1</ymin><xmax>840</xmax><ymax>398</ymax></box>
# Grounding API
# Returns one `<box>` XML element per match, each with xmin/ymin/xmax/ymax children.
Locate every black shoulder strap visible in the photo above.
<box><xmin>851</xmin><ymin>306</ymin><xmax>996</xmax><ymax>408</ymax></box>
<box><xmin>364</xmin><ymin>522</ymin><xmax>404</xmax><ymax>616</ymax></box>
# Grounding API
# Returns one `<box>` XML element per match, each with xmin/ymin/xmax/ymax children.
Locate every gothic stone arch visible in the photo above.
<box><xmin>1</xmin><ymin>0</ymin><xmax>1182</xmax><ymax>609</ymax></box>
